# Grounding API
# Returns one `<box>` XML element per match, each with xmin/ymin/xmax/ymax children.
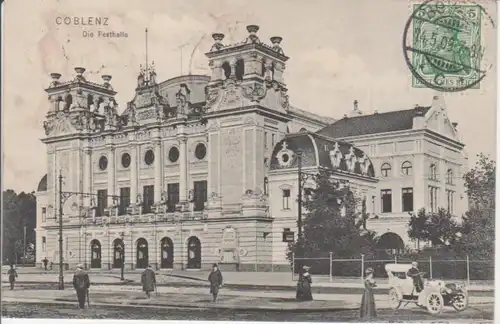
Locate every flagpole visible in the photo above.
<box><xmin>145</xmin><ymin>28</ymin><xmax>149</xmax><ymax>77</ymax></box>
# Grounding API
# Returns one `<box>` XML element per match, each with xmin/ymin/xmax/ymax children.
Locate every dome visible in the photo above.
<box><xmin>270</xmin><ymin>132</ymin><xmax>375</xmax><ymax>177</ymax></box>
<box><xmin>37</xmin><ymin>174</ymin><xmax>47</xmax><ymax>192</ymax></box>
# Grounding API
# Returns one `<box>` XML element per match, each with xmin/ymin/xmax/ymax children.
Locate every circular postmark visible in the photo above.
<box><xmin>403</xmin><ymin>0</ymin><xmax>496</xmax><ymax>92</ymax></box>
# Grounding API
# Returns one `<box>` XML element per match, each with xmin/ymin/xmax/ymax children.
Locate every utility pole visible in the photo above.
<box><xmin>58</xmin><ymin>173</ymin><xmax>64</xmax><ymax>290</ymax></box>
<box><xmin>297</xmin><ymin>151</ymin><xmax>303</xmax><ymax>238</ymax></box>
<box><xmin>23</xmin><ymin>226</ymin><xmax>26</xmax><ymax>267</ymax></box>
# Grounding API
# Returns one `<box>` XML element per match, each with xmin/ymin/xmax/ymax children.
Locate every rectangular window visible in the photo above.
<box><xmin>42</xmin><ymin>237</ymin><xmax>46</xmax><ymax>252</ymax></box>
<box><xmin>447</xmin><ymin>190</ymin><xmax>454</xmax><ymax>214</ymax></box>
<box><xmin>42</xmin><ymin>207</ymin><xmax>47</xmax><ymax>222</ymax></box>
<box><xmin>381</xmin><ymin>189</ymin><xmax>392</xmax><ymax>213</ymax></box>
<box><xmin>282</xmin><ymin>189</ymin><xmax>291</xmax><ymax>210</ymax></box>
<box><xmin>167</xmin><ymin>183</ymin><xmax>180</xmax><ymax>212</ymax></box>
<box><xmin>272</xmin><ymin>134</ymin><xmax>276</xmax><ymax>147</ymax></box>
<box><xmin>402</xmin><ymin>188</ymin><xmax>414</xmax><ymax>212</ymax></box>
<box><xmin>193</xmin><ymin>180</ymin><xmax>208</xmax><ymax>211</ymax></box>
<box><xmin>429</xmin><ymin>186</ymin><xmax>438</xmax><ymax>213</ymax></box>
<box><xmin>142</xmin><ymin>185</ymin><xmax>154</xmax><ymax>214</ymax></box>
<box><xmin>96</xmin><ymin>189</ymin><xmax>108</xmax><ymax>217</ymax></box>
<box><xmin>119</xmin><ymin>187</ymin><xmax>130</xmax><ymax>216</ymax></box>
<box><xmin>264</xmin><ymin>131</ymin><xmax>268</xmax><ymax>149</ymax></box>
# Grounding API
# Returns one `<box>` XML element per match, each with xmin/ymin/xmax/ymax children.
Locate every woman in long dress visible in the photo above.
<box><xmin>296</xmin><ymin>265</ymin><xmax>313</xmax><ymax>301</ymax></box>
<box><xmin>360</xmin><ymin>267</ymin><xmax>377</xmax><ymax>319</ymax></box>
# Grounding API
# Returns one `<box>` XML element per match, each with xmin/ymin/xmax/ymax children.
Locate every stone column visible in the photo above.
<box><xmin>153</xmin><ymin>139</ymin><xmax>162</xmax><ymax>203</ymax></box>
<box><xmin>130</xmin><ymin>143</ymin><xmax>138</xmax><ymax>206</ymax></box>
<box><xmin>179</xmin><ymin>136</ymin><xmax>188</xmax><ymax>202</ymax></box>
<box><xmin>107</xmin><ymin>146</ymin><xmax>116</xmax><ymax>207</ymax></box>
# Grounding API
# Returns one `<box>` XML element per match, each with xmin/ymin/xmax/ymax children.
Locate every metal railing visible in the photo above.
<box><xmin>292</xmin><ymin>253</ymin><xmax>494</xmax><ymax>285</ymax></box>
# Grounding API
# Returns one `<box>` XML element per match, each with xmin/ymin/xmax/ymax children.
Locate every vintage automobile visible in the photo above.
<box><xmin>385</xmin><ymin>263</ymin><xmax>468</xmax><ymax>315</ymax></box>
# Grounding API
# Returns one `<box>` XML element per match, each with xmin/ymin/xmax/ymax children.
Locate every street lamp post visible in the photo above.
<box><xmin>58</xmin><ymin>174</ymin><xmax>64</xmax><ymax>290</ymax></box>
<box><xmin>297</xmin><ymin>152</ymin><xmax>303</xmax><ymax>238</ymax></box>
<box><xmin>57</xmin><ymin>171</ymin><xmax>121</xmax><ymax>290</ymax></box>
<box><xmin>120</xmin><ymin>231</ymin><xmax>125</xmax><ymax>281</ymax></box>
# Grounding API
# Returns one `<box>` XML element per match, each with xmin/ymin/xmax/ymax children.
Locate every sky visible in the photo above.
<box><xmin>3</xmin><ymin>0</ymin><xmax>497</xmax><ymax>193</ymax></box>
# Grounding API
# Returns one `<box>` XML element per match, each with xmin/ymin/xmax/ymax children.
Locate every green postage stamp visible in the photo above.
<box><xmin>404</xmin><ymin>0</ymin><xmax>493</xmax><ymax>91</ymax></box>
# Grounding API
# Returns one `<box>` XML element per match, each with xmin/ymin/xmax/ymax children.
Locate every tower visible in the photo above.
<box><xmin>204</xmin><ymin>25</ymin><xmax>291</xmax><ymax>211</ymax></box>
<box><xmin>43</xmin><ymin>67</ymin><xmax>119</xmax><ymax>217</ymax></box>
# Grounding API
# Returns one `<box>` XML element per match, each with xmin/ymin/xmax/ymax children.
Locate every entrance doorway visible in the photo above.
<box><xmin>113</xmin><ymin>239</ymin><xmax>124</xmax><ymax>269</ymax></box>
<box><xmin>160</xmin><ymin>237</ymin><xmax>174</xmax><ymax>269</ymax></box>
<box><xmin>90</xmin><ymin>239</ymin><xmax>101</xmax><ymax>268</ymax></box>
<box><xmin>136</xmin><ymin>238</ymin><xmax>149</xmax><ymax>269</ymax></box>
<box><xmin>187</xmin><ymin>236</ymin><xmax>201</xmax><ymax>269</ymax></box>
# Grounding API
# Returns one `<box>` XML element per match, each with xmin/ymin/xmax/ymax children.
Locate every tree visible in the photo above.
<box><xmin>454</xmin><ymin>155</ymin><xmax>495</xmax><ymax>260</ymax></box>
<box><xmin>407</xmin><ymin>208</ymin><xmax>462</xmax><ymax>248</ymax></box>
<box><xmin>2</xmin><ymin>190</ymin><xmax>37</xmax><ymax>263</ymax></box>
<box><xmin>287</xmin><ymin>170</ymin><xmax>376</xmax><ymax>267</ymax></box>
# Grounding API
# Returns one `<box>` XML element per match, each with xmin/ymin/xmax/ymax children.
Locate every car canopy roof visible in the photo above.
<box><xmin>385</xmin><ymin>263</ymin><xmax>412</xmax><ymax>273</ymax></box>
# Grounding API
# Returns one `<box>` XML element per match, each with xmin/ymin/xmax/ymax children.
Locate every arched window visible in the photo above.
<box><xmin>381</xmin><ymin>163</ymin><xmax>391</xmax><ymax>177</ymax></box>
<box><xmin>401</xmin><ymin>161</ymin><xmax>412</xmax><ymax>176</ymax></box>
<box><xmin>222</xmin><ymin>62</ymin><xmax>231</xmax><ymax>79</ymax></box>
<box><xmin>264</xmin><ymin>177</ymin><xmax>269</xmax><ymax>195</ymax></box>
<box><xmin>64</xmin><ymin>93</ymin><xmax>72</xmax><ymax>110</ymax></box>
<box><xmin>235</xmin><ymin>59</ymin><xmax>244</xmax><ymax>81</ymax></box>
<box><xmin>430</xmin><ymin>164</ymin><xmax>437</xmax><ymax>180</ymax></box>
<box><xmin>447</xmin><ymin>169</ymin><xmax>453</xmax><ymax>184</ymax></box>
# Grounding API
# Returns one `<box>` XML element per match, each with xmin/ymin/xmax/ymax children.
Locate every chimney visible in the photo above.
<box><xmin>350</xmin><ymin>100</ymin><xmax>362</xmax><ymax>116</ymax></box>
<box><xmin>412</xmin><ymin>105</ymin><xmax>426</xmax><ymax>129</ymax></box>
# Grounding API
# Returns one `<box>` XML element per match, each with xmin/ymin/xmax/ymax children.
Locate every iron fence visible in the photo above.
<box><xmin>292</xmin><ymin>253</ymin><xmax>494</xmax><ymax>284</ymax></box>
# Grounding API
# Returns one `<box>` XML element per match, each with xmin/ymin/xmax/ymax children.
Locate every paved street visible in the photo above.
<box><xmin>1</xmin><ymin>268</ymin><xmax>494</xmax><ymax>293</ymax></box>
<box><xmin>2</xmin><ymin>301</ymin><xmax>494</xmax><ymax>322</ymax></box>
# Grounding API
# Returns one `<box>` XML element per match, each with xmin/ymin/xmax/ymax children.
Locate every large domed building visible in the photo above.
<box><xmin>34</xmin><ymin>25</ymin><xmax>468</xmax><ymax>271</ymax></box>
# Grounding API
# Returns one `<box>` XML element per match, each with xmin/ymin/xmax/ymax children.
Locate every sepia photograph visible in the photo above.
<box><xmin>1</xmin><ymin>0</ymin><xmax>497</xmax><ymax>323</ymax></box>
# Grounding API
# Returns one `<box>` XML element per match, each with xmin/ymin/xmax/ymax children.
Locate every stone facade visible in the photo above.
<box><xmin>35</xmin><ymin>25</ymin><xmax>468</xmax><ymax>272</ymax></box>
<box><xmin>35</xmin><ymin>26</ymin><xmax>331</xmax><ymax>271</ymax></box>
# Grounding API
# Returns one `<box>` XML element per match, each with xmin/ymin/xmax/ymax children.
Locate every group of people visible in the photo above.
<box><xmin>297</xmin><ymin>261</ymin><xmax>425</xmax><ymax>320</ymax></box>
<box><xmin>67</xmin><ymin>262</ymin><xmax>224</xmax><ymax>309</ymax></box>
<box><xmin>8</xmin><ymin>259</ymin><xmax>426</xmax><ymax>318</ymax></box>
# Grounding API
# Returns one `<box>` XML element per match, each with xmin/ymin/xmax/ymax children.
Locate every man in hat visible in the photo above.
<box><xmin>208</xmin><ymin>263</ymin><xmax>223</xmax><ymax>302</ymax></box>
<box><xmin>141</xmin><ymin>264</ymin><xmax>156</xmax><ymax>298</ymax></box>
<box><xmin>72</xmin><ymin>264</ymin><xmax>90</xmax><ymax>309</ymax></box>
<box><xmin>407</xmin><ymin>261</ymin><xmax>424</xmax><ymax>293</ymax></box>
<box><xmin>7</xmin><ymin>264</ymin><xmax>18</xmax><ymax>290</ymax></box>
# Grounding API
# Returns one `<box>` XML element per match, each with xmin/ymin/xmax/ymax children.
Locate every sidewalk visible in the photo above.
<box><xmin>3</xmin><ymin>269</ymin><xmax>493</xmax><ymax>292</ymax></box>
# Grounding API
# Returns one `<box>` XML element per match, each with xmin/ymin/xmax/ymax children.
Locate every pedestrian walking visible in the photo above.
<box><xmin>7</xmin><ymin>264</ymin><xmax>18</xmax><ymax>290</ymax></box>
<box><xmin>208</xmin><ymin>263</ymin><xmax>223</xmax><ymax>302</ymax></box>
<box><xmin>296</xmin><ymin>265</ymin><xmax>313</xmax><ymax>301</ymax></box>
<box><xmin>42</xmin><ymin>257</ymin><xmax>49</xmax><ymax>271</ymax></box>
<box><xmin>360</xmin><ymin>267</ymin><xmax>377</xmax><ymax>319</ymax></box>
<box><xmin>141</xmin><ymin>264</ymin><xmax>156</xmax><ymax>299</ymax></box>
<box><xmin>72</xmin><ymin>264</ymin><xmax>90</xmax><ymax>309</ymax></box>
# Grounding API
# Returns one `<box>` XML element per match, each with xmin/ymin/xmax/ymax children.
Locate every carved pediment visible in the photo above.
<box><xmin>43</xmin><ymin>111</ymin><xmax>84</xmax><ymax>136</ymax></box>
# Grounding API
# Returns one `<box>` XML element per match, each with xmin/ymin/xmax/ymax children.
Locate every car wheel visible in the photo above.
<box><xmin>426</xmin><ymin>292</ymin><xmax>444</xmax><ymax>315</ymax></box>
<box><xmin>388</xmin><ymin>288</ymin><xmax>401</xmax><ymax>310</ymax></box>
<box><xmin>451</xmin><ymin>292</ymin><xmax>468</xmax><ymax>312</ymax></box>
